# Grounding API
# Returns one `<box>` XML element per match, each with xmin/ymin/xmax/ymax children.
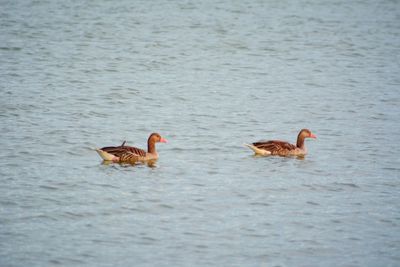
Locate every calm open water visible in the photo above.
<box><xmin>1</xmin><ymin>0</ymin><xmax>400</xmax><ymax>266</ymax></box>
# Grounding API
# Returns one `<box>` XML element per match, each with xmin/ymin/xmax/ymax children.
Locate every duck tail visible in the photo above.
<box><xmin>95</xmin><ymin>149</ymin><xmax>116</xmax><ymax>161</ymax></box>
<box><xmin>244</xmin><ymin>144</ymin><xmax>271</xmax><ymax>156</ymax></box>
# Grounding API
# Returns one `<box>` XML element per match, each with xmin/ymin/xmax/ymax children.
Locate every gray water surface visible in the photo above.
<box><xmin>1</xmin><ymin>0</ymin><xmax>400</xmax><ymax>266</ymax></box>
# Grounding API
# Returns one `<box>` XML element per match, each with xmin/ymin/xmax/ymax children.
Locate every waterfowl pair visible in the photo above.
<box><xmin>96</xmin><ymin>129</ymin><xmax>316</xmax><ymax>164</ymax></box>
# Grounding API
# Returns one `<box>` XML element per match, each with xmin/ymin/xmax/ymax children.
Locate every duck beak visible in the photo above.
<box><xmin>159</xmin><ymin>137</ymin><xmax>167</xmax><ymax>143</ymax></box>
<box><xmin>310</xmin><ymin>133</ymin><xmax>317</xmax><ymax>139</ymax></box>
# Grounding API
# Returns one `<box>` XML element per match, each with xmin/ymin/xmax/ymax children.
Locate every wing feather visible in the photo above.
<box><xmin>119</xmin><ymin>151</ymin><xmax>141</xmax><ymax>162</ymax></box>
<box><xmin>100</xmin><ymin>145</ymin><xmax>146</xmax><ymax>158</ymax></box>
<box><xmin>252</xmin><ymin>140</ymin><xmax>296</xmax><ymax>155</ymax></box>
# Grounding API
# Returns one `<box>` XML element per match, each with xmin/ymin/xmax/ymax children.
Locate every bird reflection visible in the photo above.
<box><xmin>101</xmin><ymin>159</ymin><xmax>158</xmax><ymax>168</ymax></box>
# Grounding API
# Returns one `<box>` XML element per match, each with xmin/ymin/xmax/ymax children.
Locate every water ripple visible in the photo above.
<box><xmin>1</xmin><ymin>0</ymin><xmax>399</xmax><ymax>266</ymax></box>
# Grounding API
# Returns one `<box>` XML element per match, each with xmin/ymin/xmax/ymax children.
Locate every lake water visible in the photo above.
<box><xmin>1</xmin><ymin>0</ymin><xmax>400</xmax><ymax>266</ymax></box>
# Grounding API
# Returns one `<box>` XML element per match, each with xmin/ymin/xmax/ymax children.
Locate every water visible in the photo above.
<box><xmin>1</xmin><ymin>0</ymin><xmax>400</xmax><ymax>266</ymax></box>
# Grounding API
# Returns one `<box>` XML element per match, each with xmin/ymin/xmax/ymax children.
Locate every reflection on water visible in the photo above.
<box><xmin>101</xmin><ymin>159</ymin><xmax>158</xmax><ymax>168</ymax></box>
<box><xmin>250</xmin><ymin>154</ymin><xmax>306</xmax><ymax>160</ymax></box>
<box><xmin>1</xmin><ymin>0</ymin><xmax>400</xmax><ymax>266</ymax></box>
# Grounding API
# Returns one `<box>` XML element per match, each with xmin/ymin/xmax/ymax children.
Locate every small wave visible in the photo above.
<box><xmin>39</xmin><ymin>185</ymin><xmax>59</xmax><ymax>190</ymax></box>
<box><xmin>183</xmin><ymin>231</ymin><xmax>201</xmax><ymax>236</ymax></box>
<box><xmin>244</xmin><ymin>233</ymin><xmax>268</xmax><ymax>238</ymax></box>
<box><xmin>91</xmin><ymin>239</ymin><xmax>120</xmax><ymax>245</ymax></box>
<box><xmin>158</xmin><ymin>203</ymin><xmax>174</xmax><ymax>209</ymax></box>
<box><xmin>90</xmin><ymin>183</ymin><xmax>120</xmax><ymax>189</ymax></box>
<box><xmin>0</xmin><ymin>46</ymin><xmax>22</xmax><ymax>51</ymax></box>
<box><xmin>333</xmin><ymin>182</ymin><xmax>359</xmax><ymax>188</ymax></box>
<box><xmin>0</xmin><ymin>200</ymin><xmax>18</xmax><ymax>206</ymax></box>
<box><xmin>121</xmin><ymin>206</ymin><xmax>147</xmax><ymax>213</ymax></box>
<box><xmin>306</xmin><ymin>201</ymin><xmax>319</xmax><ymax>206</ymax></box>
<box><xmin>20</xmin><ymin>214</ymin><xmax>58</xmax><ymax>221</ymax></box>
<box><xmin>249</xmin><ymin>202</ymin><xmax>270</xmax><ymax>207</ymax></box>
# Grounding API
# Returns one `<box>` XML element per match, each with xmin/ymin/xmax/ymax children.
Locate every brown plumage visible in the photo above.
<box><xmin>246</xmin><ymin>129</ymin><xmax>316</xmax><ymax>157</ymax></box>
<box><xmin>96</xmin><ymin>133</ymin><xmax>167</xmax><ymax>163</ymax></box>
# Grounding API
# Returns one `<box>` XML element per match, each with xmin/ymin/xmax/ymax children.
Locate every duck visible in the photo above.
<box><xmin>96</xmin><ymin>133</ymin><xmax>167</xmax><ymax>163</ymax></box>
<box><xmin>245</xmin><ymin>129</ymin><xmax>316</xmax><ymax>157</ymax></box>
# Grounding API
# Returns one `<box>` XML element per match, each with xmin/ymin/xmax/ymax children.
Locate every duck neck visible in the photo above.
<box><xmin>296</xmin><ymin>134</ymin><xmax>305</xmax><ymax>149</ymax></box>
<box><xmin>147</xmin><ymin>138</ymin><xmax>156</xmax><ymax>154</ymax></box>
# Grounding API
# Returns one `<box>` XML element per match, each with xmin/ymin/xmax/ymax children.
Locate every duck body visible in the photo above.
<box><xmin>246</xmin><ymin>129</ymin><xmax>316</xmax><ymax>157</ymax></box>
<box><xmin>96</xmin><ymin>133</ymin><xmax>167</xmax><ymax>164</ymax></box>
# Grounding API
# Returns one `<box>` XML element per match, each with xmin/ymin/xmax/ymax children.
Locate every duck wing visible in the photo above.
<box><xmin>100</xmin><ymin>145</ymin><xmax>147</xmax><ymax>158</ymax></box>
<box><xmin>252</xmin><ymin>140</ymin><xmax>297</xmax><ymax>155</ymax></box>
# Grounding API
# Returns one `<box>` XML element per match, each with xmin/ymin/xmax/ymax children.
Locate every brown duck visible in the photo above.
<box><xmin>96</xmin><ymin>133</ymin><xmax>167</xmax><ymax>163</ymax></box>
<box><xmin>245</xmin><ymin>129</ymin><xmax>316</xmax><ymax>157</ymax></box>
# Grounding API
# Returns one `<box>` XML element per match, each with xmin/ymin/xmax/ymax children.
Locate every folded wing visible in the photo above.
<box><xmin>100</xmin><ymin>145</ymin><xmax>147</xmax><ymax>159</ymax></box>
<box><xmin>252</xmin><ymin>140</ymin><xmax>297</xmax><ymax>155</ymax></box>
